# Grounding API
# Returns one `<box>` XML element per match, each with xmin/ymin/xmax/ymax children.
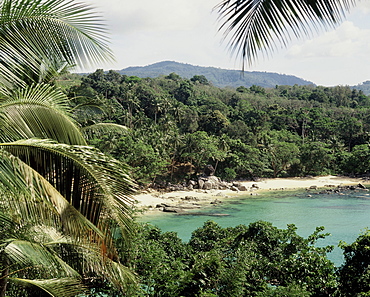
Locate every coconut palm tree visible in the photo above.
<box><xmin>216</xmin><ymin>0</ymin><xmax>356</xmax><ymax>67</ymax></box>
<box><xmin>0</xmin><ymin>91</ymin><xmax>137</xmax><ymax>294</ymax></box>
<box><xmin>0</xmin><ymin>87</ymin><xmax>137</xmax><ymax>297</ymax></box>
<box><xmin>0</xmin><ymin>0</ymin><xmax>136</xmax><ymax>295</ymax></box>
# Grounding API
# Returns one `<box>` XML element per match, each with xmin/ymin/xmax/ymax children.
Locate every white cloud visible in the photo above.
<box><xmin>353</xmin><ymin>1</ymin><xmax>370</xmax><ymax>14</ymax></box>
<box><xmin>82</xmin><ymin>0</ymin><xmax>224</xmax><ymax>71</ymax></box>
<box><xmin>286</xmin><ymin>21</ymin><xmax>370</xmax><ymax>59</ymax></box>
<box><xmin>88</xmin><ymin>0</ymin><xmax>217</xmax><ymax>34</ymax></box>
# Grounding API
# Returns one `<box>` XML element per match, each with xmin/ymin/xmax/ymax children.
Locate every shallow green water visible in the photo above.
<box><xmin>139</xmin><ymin>189</ymin><xmax>370</xmax><ymax>266</ymax></box>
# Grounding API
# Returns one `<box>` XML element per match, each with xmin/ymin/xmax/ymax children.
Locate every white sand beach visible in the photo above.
<box><xmin>134</xmin><ymin>175</ymin><xmax>369</xmax><ymax>213</ymax></box>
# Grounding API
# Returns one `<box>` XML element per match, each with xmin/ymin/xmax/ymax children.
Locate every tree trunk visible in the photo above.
<box><xmin>0</xmin><ymin>256</ymin><xmax>8</xmax><ymax>297</ymax></box>
<box><xmin>214</xmin><ymin>159</ymin><xmax>219</xmax><ymax>173</ymax></box>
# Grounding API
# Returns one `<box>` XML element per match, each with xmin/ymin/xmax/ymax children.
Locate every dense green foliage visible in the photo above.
<box><xmin>115</xmin><ymin>220</ymin><xmax>370</xmax><ymax>296</ymax></box>
<box><xmin>67</xmin><ymin>69</ymin><xmax>370</xmax><ymax>185</ymax></box>
<box><xmin>337</xmin><ymin>230</ymin><xmax>370</xmax><ymax>296</ymax></box>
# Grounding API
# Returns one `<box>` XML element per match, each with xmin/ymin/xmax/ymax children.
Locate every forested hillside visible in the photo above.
<box><xmin>66</xmin><ymin>69</ymin><xmax>370</xmax><ymax>186</ymax></box>
<box><xmin>118</xmin><ymin>61</ymin><xmax>314</xmax><ymax>88</ymax></box>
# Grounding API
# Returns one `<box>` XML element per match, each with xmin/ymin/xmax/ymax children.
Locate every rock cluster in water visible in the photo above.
<box><xmin>152</xmin><ymin>175</ymin><xmax>257</xmax><ymax>193</ymax></box>
<box><xmin>147</xmin><ymin>173</ymin><xmax>260</xmax><ymax>213</ymax></box>
<box><xmin>306</xmin><ymin>183</ymin><xmax>368</xmax><ymax>197</ymax></box>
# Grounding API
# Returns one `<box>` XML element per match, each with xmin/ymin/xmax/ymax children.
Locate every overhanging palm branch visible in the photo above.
<box><xmin>0</xmin><ymin>147</ymin><xmax>137</xmax><ymax>295</ymax></box>
<box><xmin>0</xmin><ymin>149</ymin><xmax>104</xmax><ymax>240</ymax></box>
<box><xmin>0</xmin><ymin>83</ymin><xmax>86</xmax><ymax>144</ymax></box>
<box><xmin>216</xmin><ymin>0</ymin><xmax>356</xmax><ymax>66</ymax></box>
<box><xmin>4</xmin><ymin>240</ymin><xmax>81</xmax><ymax>279</ymax></box>
<box><xmin>0</xmin><ymin>138</ymin><xmax>136</xmax><ymax>240</ymax></box>
<box><xmin>0</xmin><ymin>0</ymin><xmax>114</xmax><ymax>87</ymax></box>
<box><xmin>10</xmin><ymin>278</ymin><xmax>85</xmax><ymax>297</ymax></box>
<box><xmin>1</xmin><ymin>216</ymin><xmax>135</xmax><ymax>295</ymax></box>
<box><xmin>4</xmin><ymin>239</ymin><xmax>136</xmax><ymax>295</ymax></box>
<box><xmin>0</xmin><ymin>213</ymin><xmax>85</xmax><ymax>296</ymax></box>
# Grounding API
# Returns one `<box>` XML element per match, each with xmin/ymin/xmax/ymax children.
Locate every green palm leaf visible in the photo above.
<box><xmin>48</xmin><ymin>238</ymin><xmax>137</xmax><ymax>292</ymax></box>
<box><xmin>216</xmin><ymin>0</ymin><xmax>356</xmax><ymax>66</ymax></box>
<box><xmin>0</xmin><ymin>0</ymin><xmax>136</xmax><ymax>294</ymax></box>
<box><xmin>0</xmin><ymin>83</ymin><xmax>86</xmax><ymax>144</ymax></box>
<box><xmin>0</xmin><ymin>212</ymin><xmax>14</xmax><ymax>228</ymax></box>
<box><xmin>1</xmin><ymin>199</ymin><xmax>135</xmax><ymax>295</ymax></box>
<box><xmin>1</xmin><ymin>188</ymin><xmax>135</xmax><ymax>295</ymax></box>
<box><xmin>1</xmin><ymin>220</ymin><xmax>135</xmax><ymax>294</ymax></box>
<box><xmin>0</xmin><ymin>0</ymin><xmax>114</xmax><ymax>86</ymax></box>
<box><xmin>42</xmin><ymin>233</ymin><xmax>136</xmax><ymax>292</ymax></box>
<box><xmin>0</xmin><ymin>139</ymin><xmax>136</xmax><ymax>240</ymax></box>
<box><xmin>2</xmin><ymin>230</ymin><xmax>84</xmax><ymax>296</ymax></box>
<box><xmin>10</xmin><ymin>278</ymin><xmax>85</xmax><ymax>297</ymax></box>
<box><xmin>0</xmin><ymin>149</ymin><xmax>104</xmax><ymax>240</ymax></box>
<box><xmin>4</xmin><ymin>239</ymin><xmax>80</xmax><ymax>278</ymax></box>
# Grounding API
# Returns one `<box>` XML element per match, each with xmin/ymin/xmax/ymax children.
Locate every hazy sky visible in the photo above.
<box><xmin>83</xmin><ymin>0</ymin><xmax>370</xmax><ymax>86</ymax></box>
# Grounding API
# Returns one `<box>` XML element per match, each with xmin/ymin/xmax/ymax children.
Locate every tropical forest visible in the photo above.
<box><xmin>68</xmin><ymin>69</ymin><xmax>370</xmax><ymax>184</ymax></box>
<box><xmin>2</xmin><ymin>0</ymin><xmax>370</xmax><ymax>296</ymax></box>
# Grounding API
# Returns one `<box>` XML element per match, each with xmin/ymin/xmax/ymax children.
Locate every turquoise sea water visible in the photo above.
<box><xmin>138</xmin><ymin>189</ymin><xmax>370</xmax><ymax>266</ymax></box>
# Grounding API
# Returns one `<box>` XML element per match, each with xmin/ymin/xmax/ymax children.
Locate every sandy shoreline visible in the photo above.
<box><xmin>134</xmin><ymin>175</ymin><xmax>369</xmax><ymax>214</ymax></box>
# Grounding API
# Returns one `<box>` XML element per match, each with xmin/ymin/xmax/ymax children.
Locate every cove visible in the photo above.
<box><xmin>138</xmin><ymin>189</ymin><xmax>370</xmax><ymax>266</ymax></box>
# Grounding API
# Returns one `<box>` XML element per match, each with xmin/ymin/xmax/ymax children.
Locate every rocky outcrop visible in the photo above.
<box><xmin>197</xmin><ymin>176</ymin><xmax>249</xmax><ymax>191</ymax></box>
<box><xmin>199</xmin><ymin>175</ymin><xmax>220</xmax><ymax>190</ymax></box>
<box><xmin>149</xmin><ymin>174</ymin><xmax>253</xmax><ymax>193</ymax></box>
<box><xmin>357</xmin><ymin>183</ymin><xmax>366</xmax><ymax>189</ymax></box>
<box><xmin>146</xmin><ymin>177</ymin><xmax>261</xmax><ymax>214</ymax></box>
<box><xmin>308</xmin><ymin>183</ymin><xmax>369</xmax><ymax>195</ymax></box>
<box><xmin>156</xmin><ymin>202</ymin><xmax>201</xmax><ymax>213</ymax></box>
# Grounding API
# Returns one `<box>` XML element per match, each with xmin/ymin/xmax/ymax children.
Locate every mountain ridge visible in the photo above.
<box><xmin>117</xmin><ymin>61</ymin><xmax>315</xmax><ymax>89</ymax></box>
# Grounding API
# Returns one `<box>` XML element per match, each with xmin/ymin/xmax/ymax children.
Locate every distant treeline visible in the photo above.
<box><xmin>352</xmin><ymin>80</ymin><xmax>370</xmax><ymax>95</ymax></box>
<box><xmin>64</xmin><ymin>69</ymin><xmax>370</xmax><ymax>184</ymax></box>
<box><xmin>117</xmin><ymin>60</ymin><xmax>314</xmax><ymax>88</ymax></box>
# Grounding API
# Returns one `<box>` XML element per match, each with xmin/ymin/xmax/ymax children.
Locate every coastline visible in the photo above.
<box><xmin>133</xmin><ymin>175</ymin><xmax>369</xmax><ymax>214</ymax></box>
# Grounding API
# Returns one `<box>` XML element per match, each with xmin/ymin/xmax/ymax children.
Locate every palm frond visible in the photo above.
<box><xmin>4</xmin><ymin>239</ymin><xmax>80</xmax><ymax>279</ymax></box>
<box><xmin>10</xmin><ymin>277</ymin><xmax>85</xmax><ymax>297</ymax></box>
<box><xmin>0</xmin><ymin>83</ymin><xmax>86</xmax><ymax>145</ymax></box>
<box><xmin>2</xmin><ymin>203</ymin><xmax>135</xmax><ymax>294</ymax></box>
<box><xmin>216</xmin><ymin>0</ymin><xmax>356</xmax><ymax>66</ymax></box>
<box><xmin>0</xmin><ymin>0</ymin><xmax>114</xmax><ymax>86</ymax></box>
<box><xmin>103</xmin><ymin>259</ymin><xmax>137</xmax><ymax>292</ymax></box>
<box><xmin>0</xmin><ymin>212</ymin><xmax>14</xmax><ymax>228</ymax></box>
<box><xmin>0</xmin><ymin>149</ymin><xmax>104</xmax><ymax>241</ymax></box>
<box><xmin>81</xmin><ymin>123</ymin><xmax>129</xmax><ymax>140</ymax></box>
<box><xmin>0</xmin><ymin>212</ymin><xmax>17</xmax><ymax>240</ymax></box>
<box><xmin>0</xmin><ymin>139</ymin><xmax>136</xmax><ymax>240</ymax></box>
<box><xmin>48</xmin><ymin>239</ymin><xmax>137</xmax><ymax>292</ymax></box>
